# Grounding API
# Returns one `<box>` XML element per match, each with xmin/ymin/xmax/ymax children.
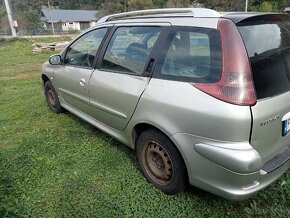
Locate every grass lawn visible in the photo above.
<box><xmin>0</xmin><ymin>37</ymin><xmax>289</xmax><ymax>218</ymax></box>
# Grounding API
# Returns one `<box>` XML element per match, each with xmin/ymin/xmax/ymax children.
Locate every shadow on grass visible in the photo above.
<box><xmin>62</xmin><ymin>111</ymin><xmax>137</xmax><ymax>163</ymax></box>
<box><xmin>56</xmin><ymin>111</ymin><xmax>233</xmax><ymax>201</ymax></box>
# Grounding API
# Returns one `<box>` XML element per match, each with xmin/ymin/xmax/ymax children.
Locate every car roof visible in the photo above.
<box><xmin>96</xmin><ymin>8</ymin><xmax>220</xmax><ymax>24</ymax></box>
<box><xmin>95</xmin><ymin>8</ymin><xmax>289</xmax><ymax>26</ymax></box>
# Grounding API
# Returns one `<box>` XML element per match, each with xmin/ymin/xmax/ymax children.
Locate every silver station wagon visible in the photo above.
<box><xmin>42</xmin><ymin>8</ymin><xmax>290</xmax><ymax>200</ymax></box>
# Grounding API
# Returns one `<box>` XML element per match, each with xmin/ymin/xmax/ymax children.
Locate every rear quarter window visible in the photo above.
<box><xmin>154</xmin><ymin>26</ymin><xmax>222</xmax><ymax>83</ymax></box>
<box><xmin>238</xmin><ymin>17</ymin><xmax>290</xmax><ymax>99</ymax></box>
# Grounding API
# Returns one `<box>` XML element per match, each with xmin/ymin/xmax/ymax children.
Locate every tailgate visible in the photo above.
<box><xmin>251</xmin><ymin>93</ymin><xmax>290</xmax><ymax>163</ymax></box>
<box><xmin>238</xmin><ymin>14</ymin><xmax>290</xmax><ymax>163</ymax></box>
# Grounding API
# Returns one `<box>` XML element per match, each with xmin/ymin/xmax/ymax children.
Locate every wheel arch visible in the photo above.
<box><xmin>41</xmin><ymin>74</ymin><xmax>50</xmax><ymax>84</ymax></box>
<box><xmin>132</xmin><ymin>122</ymin><xmax>189</xmax><ymax>186</ymax></box>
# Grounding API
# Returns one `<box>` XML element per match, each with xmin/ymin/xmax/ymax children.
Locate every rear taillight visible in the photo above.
<box><xmin>192</xmin><ymin>18</ymin><xmax>256</xmax><ymax>106</ymax></box>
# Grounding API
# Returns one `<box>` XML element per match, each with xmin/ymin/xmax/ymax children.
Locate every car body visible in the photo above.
<box><xmin>41</xmin><ymin>8</ymin><xmax>290</xmax><ymax>200</ymax></box>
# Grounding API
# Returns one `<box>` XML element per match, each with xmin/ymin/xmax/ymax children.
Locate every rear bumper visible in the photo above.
<box><xmin>262</xmin><ymin>145</ymin><xmax>290</xmax><ymax>173</ymax></box>
<box><xmin>171</xmin><ymin>133</ymin><xmax>290</xmax><ymax>200</ymax></box>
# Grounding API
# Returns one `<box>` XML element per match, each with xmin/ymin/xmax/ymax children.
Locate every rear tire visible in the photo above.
<box><xmin>136</xmin><ymin>129</ymin><xmax>186</xmax><ymax>194</ymax></box>
<box><xmin>44</xmin><ymin>81</ymin><xmax>64</xmax><ymax>114</ymax></box>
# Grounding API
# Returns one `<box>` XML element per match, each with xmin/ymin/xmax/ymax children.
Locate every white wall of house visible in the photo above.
<box><xmin>62</xmin><ymin>22</ymin><xmax>81</xmax><ymax>31</ymax></box>
<box><xmin>90</xmin><ymin>21</ymin><xmax>97</xmax><ymax>27</ymax></box>
<box><xmin>43</xmin><ymin>21</ymin><xmax>97</xmax><ymax>32</ymax></box>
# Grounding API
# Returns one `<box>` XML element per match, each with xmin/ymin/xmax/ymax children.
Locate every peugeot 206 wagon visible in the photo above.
<box><xmin>41</xmin><ymin>8</ymin><xmax>290</xmax><ymax>200</ymax></box>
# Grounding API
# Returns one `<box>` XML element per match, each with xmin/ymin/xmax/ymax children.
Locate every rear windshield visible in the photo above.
<box><xmin>238</xmin><ymin>17</ymin><xmax>290</xmax><ymax>99</ymax></box>
<box><xmin>154</xmin><ymin>26</ymin><xmax>222</xmax><ymax>83</ymax></box>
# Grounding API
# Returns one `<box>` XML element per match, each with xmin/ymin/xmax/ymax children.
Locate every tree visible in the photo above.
<box><xmin>98</xmin><ymin>0</ymin><xmax>155</xmax><ymax>17</ymax></box>
<box><xmin>0</xmin><ymin>14</ymin><xmax>9</xmax><ymax>31</ymax></box>
<box><xmin>0</xmin><ymin>0</ymin><xmax>9</xmax><ymax>30</ymax></box>
<box><xmin>23</xmin><ymin>9</ymin><xmax>43</xmax><ymax>32</ymax></box>
<box><xmin>98</xmin><ymin>0</ymin><xmax>123</xmax><ymax>16</ymax></box>
<box><xmin>152</xmin><ymin>0</ymin><xmax>166</xmax><ymax>8</ymax></box>
<box><xmin>128</xmin><ymin>0</ymin><xmax>154</xmax><ymax>10</ymax></box>
<box><xmin>249</xmin><ymin>0</ymin><xmax>277</xmax><ymax>12</ymax></box>
<box><xmin>166</xmin><ymin>0</ymin><xmax>190</xmax><ymax>8</ymax></box>
<box><xmin>258</xmin><ymin>1</ymin><xmax>274</xmax><ymax>12</ymax></box>
<box><xmin>198</xmin><ymin>0</ymin><xmax>245</xmax><ymax>11</ymax></box>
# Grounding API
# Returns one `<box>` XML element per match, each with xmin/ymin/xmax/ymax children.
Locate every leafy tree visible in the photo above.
<box><xmin>152</xmin><ymin>0</ymin><xmax>166</xmax><ymax>8</ymax></box>
<box><xmin>259</xmin><ymin>1</ymin><xmax>274</xmax><ymax>12</ymax></box>
<box><xmin>128</xmin><ymin>0</ymin><xmax>154</xmax><ymax>10</ymax></box>
<box><xmin>198</xmin><ymin>0</ymin><xmax>246</xmax><ymax>11</ymax></box>
<box><xmin>98</xmin><ymin>0</ymin><xmax>155</xmax><ymax>16</ymax></box>
<box><xmin>250</xmin><ymin>0</ymin><xmax>289</xmax><ymax>12</ymax></box>
<box><xmin>0</xmin><ymin>0</ymin><xmax>9</xmax><ymax>30</ymax></box>
<box><xmin>23</xmin><ymin>9</ymin><xmax>43</xmax><ymax>32</ymax></box>
<box><xmin>98</xmin><ymin>0</ymin><xmax>124</xmax><ymax>16</ymax></box>
<box><xmin>166</xmin><ymin>0</ymin><xmax>190</xmax><ymax>8</ymax></box>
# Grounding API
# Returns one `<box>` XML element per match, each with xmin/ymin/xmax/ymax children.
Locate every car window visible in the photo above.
<box><xmin>154</xmin><ymin>27</ymin><xmax>221</xmax><ymax>83</ymax></box>
<box><xmin>147</xmin><ymin>33</ymin><xmax>159</xmax><ymax>50</ymax></box>
<box><xmin>100</xmin><ymin>26</ymin><xmax>161</xmax><ymax>75</ymax></box>
<box><xmin>65</xmin><ymin>28</ymin><xmax>107</xmax><ymax>68</ymax></box>
<box><xmin>239</xmin><ymin>20</ymin><xmax>290</xmax><ymax>99</ymax></box>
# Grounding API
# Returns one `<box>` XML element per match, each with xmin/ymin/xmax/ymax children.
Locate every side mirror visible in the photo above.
<box><xmin>49</xmin><ymin>55</ymin><xmax>62</xmax><ymax>65</ymax></box>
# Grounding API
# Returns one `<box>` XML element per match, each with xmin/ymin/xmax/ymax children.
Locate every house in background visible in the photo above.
<box><xmin>41</xmin><ymin>9</ymin><xmax>99</xmax><ymax>32</ymax></box>
<box><xmin>285</xmin><ymin>7</ymin><xmax>290</xmax><ymax>13</ymax></box>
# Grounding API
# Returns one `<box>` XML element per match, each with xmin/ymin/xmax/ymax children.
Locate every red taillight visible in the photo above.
<box><xmin>192</xmin><ymin>18</ymin><xmax>257</xmax><ymax>106</ymax></box>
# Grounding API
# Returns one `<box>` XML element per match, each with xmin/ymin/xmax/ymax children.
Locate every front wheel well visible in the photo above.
<box><xmin>42</xmin><ymin>74</ymin><xmax>50</xmax><ymax>84</ymax></box>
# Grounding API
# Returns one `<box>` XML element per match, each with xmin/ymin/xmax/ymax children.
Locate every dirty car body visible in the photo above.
<box><xmin>41</xmin><ymin>8</ymin><xmax>290</xmax><ymax>200</ymax></box>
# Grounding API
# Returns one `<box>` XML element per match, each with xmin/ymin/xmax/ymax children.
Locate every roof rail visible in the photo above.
<box><xmin>97</xmin><ymin>8</ymin><xmax>220</xmax><ymax>23</ymax></box>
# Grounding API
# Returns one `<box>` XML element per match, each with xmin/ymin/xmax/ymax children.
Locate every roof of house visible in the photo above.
<box><xmin>285</xmin><ymin>7</ymin><xmax>290</xmax><ymax>12</ymax></box>
<box><xmin>41</xmin><ymin>9</ymin><xmax>98</xmax><ymax>23</ymax></box>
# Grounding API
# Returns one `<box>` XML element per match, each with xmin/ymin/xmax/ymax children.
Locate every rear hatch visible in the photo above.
<box><xmin>237</xmin><ymin>14</ymin><xmax>290</xmax><ymax>164</ymax></box>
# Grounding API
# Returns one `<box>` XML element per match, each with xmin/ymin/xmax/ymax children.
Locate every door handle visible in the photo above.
<box><xmin>79</xmin><ymin>78</ymin><xmax>86</xmax><ymax>87</ymax></box>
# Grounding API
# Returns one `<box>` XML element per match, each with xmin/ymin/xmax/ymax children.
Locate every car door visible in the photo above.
<box><xmin>87</xmin><ymin>23</ymin><xmax>170</xmax><ymax>131</ymax></box>
<box><xmin>52</xmin><ymin>27</ymin><xmax>108</xmax><ymax>113</ymax></box>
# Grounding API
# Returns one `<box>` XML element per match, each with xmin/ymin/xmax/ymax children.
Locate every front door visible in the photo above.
<box><xmin>53</xmin><ymin>27</ymin><xmax>108</xmax><ymax>113</ymax></box>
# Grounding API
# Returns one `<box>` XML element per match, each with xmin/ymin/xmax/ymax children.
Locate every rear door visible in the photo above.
<box><xmin>87</xmin><ymin>23</ymin><xmax>169</xmax><ymax>130</ymax></box>
<box><xmin>238</xmin><ymin>15</ymin><xmax>290</xmax><ymax>163</ymax></box>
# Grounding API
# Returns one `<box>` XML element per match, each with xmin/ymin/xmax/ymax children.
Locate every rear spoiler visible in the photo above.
<box><xmin>222</xmin><ymin>13</ymin><xmax>290</xmax><ymax>25</ymax></box>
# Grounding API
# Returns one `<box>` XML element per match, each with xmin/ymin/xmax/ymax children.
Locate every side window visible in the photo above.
<box><xmin>155</xmin><ymin>27</ymin><xmax>222</xmax><ymax>83</ymax></box>
<box><xmin>65</xmin><ymin>28</ymin><xmax>107</xmax><ymax>68</ymax></box>
<box><xmin>100</xmin><ymin>26</ymin><xmax>161</xmax><ymax>75</ymax></box>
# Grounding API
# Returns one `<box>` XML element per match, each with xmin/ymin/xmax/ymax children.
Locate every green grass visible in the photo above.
<box><xmin>0</xmin><ymin>38</ymin><xmax>289</xmax><ymax>218</ymax></box>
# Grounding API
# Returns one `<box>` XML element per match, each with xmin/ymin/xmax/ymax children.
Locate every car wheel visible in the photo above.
<box><xmin>44</xmin><ymin>81</ymin><xmax>64</xmax><ymax>113</ymax></box>
<box><xmin>137</xmin><ymin>129</ymin><xmax>186</xmax><ymax>194</ymax></box>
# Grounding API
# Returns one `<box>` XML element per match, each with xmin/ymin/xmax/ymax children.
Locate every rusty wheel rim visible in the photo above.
<box><xmin>141</xmin><ymin>141</ymin><xmax>173</xmax><ymax>186</ymax></box>
<box><xmin>47</xmin><ymin>87</ymin><xmax>57</xmax><ymax>108</ymax></box>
